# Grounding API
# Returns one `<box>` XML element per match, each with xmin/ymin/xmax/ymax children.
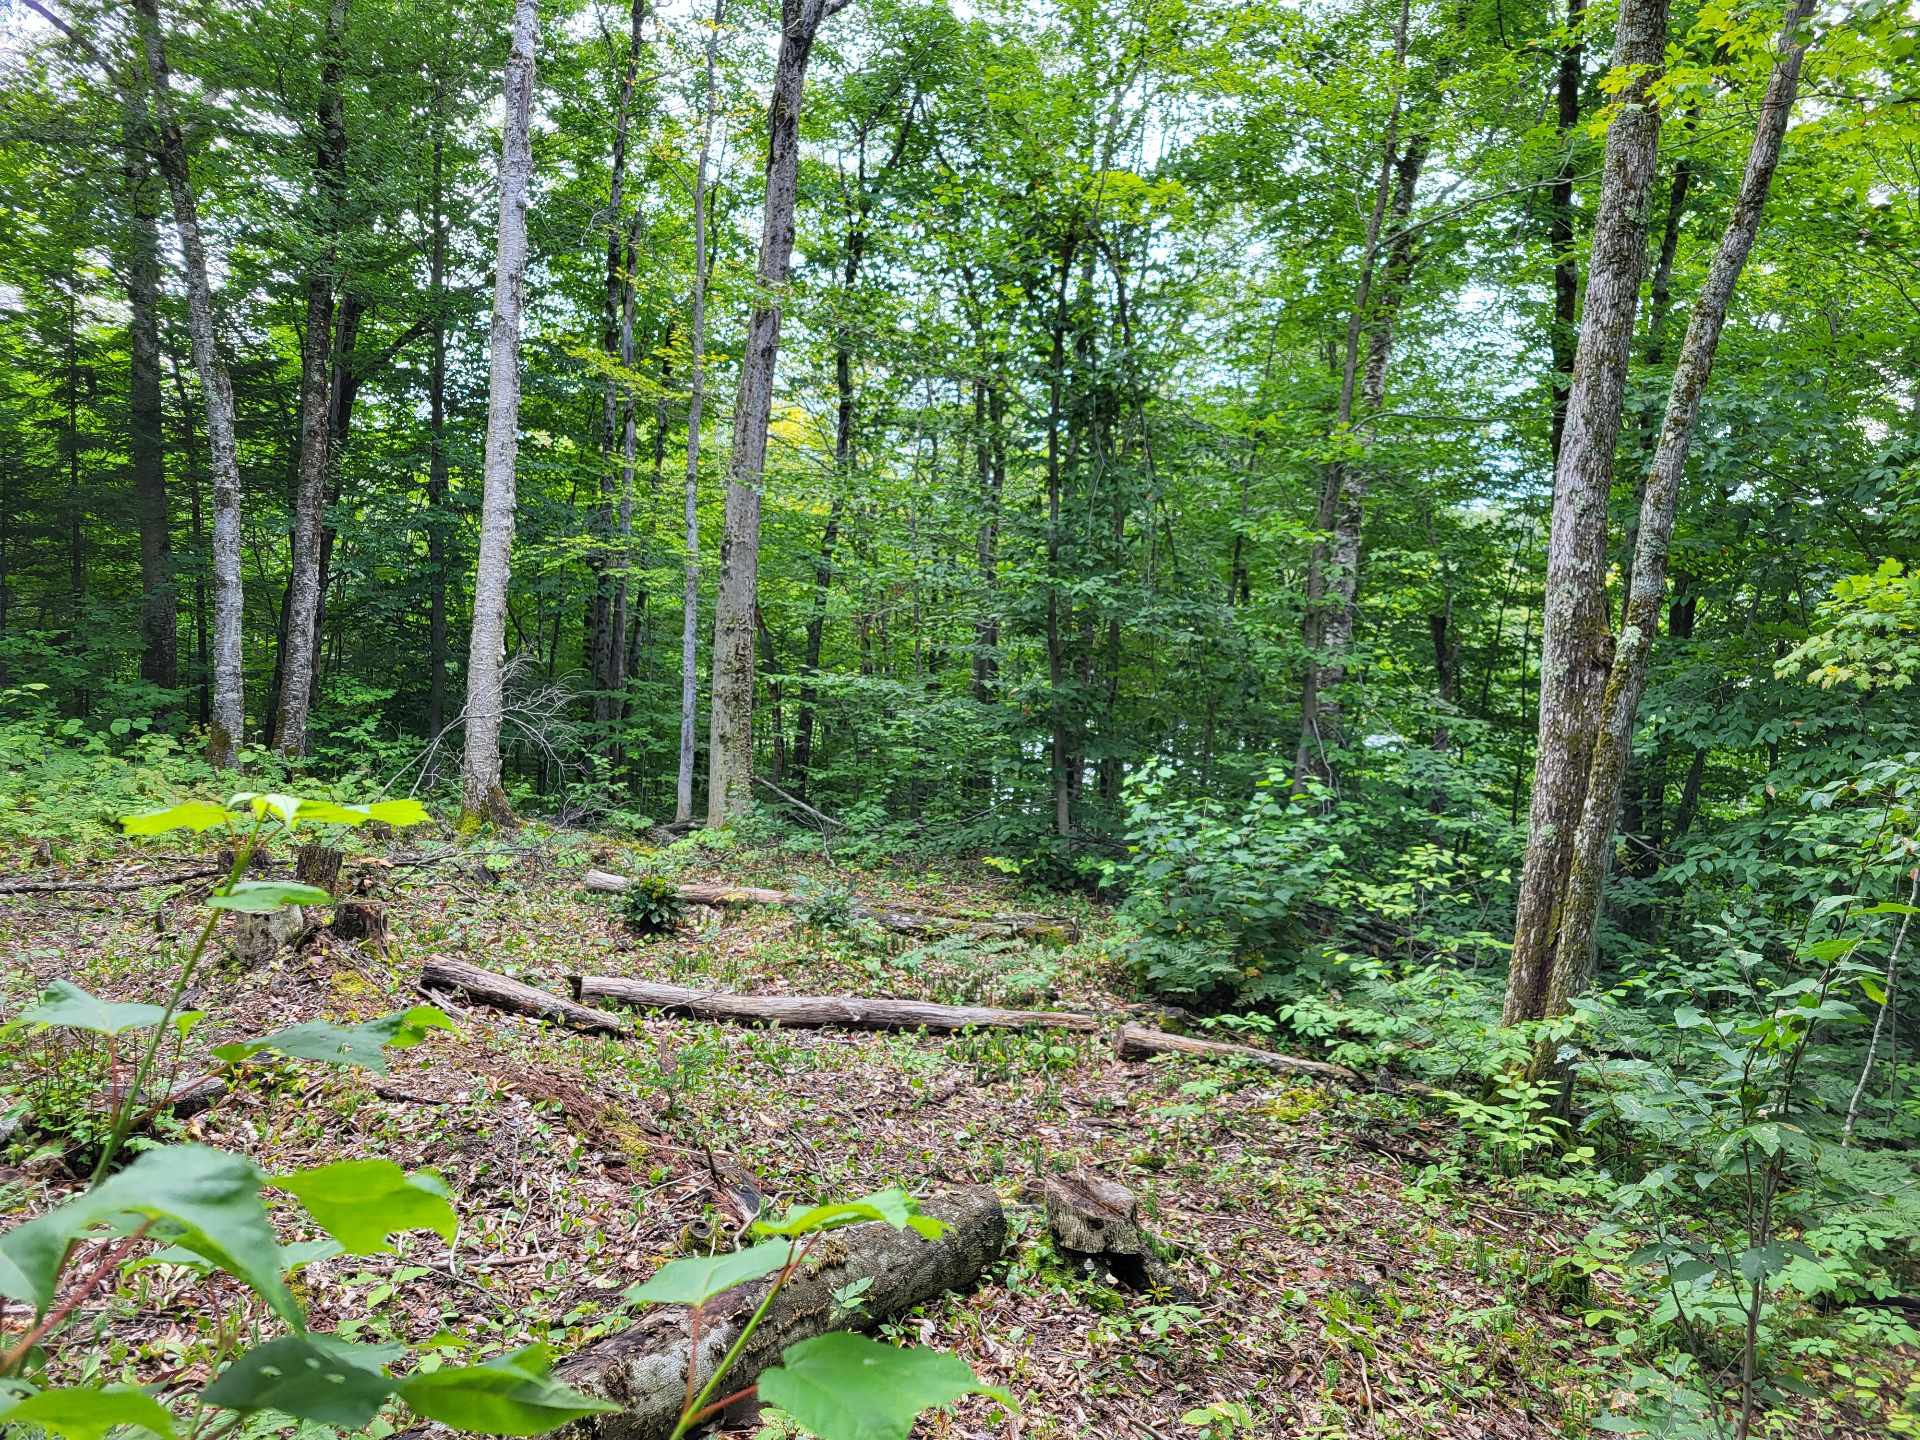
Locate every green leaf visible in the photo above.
<box><xmin>0</xmin><ymin>1386</ymin><xmax>176</xmax><ymax>1440</ymax></box>
<box><xmin>624</xmin><ymin>1239</ymin><xmax>793</xmax><ymax>1306</ymax></box>
<box><xmin>1804</xmin><ymin>936</ymin><xmax>1860</xmax><ymax>963</ymax></box>
<box><xmin>202</xmin><ymin>1336</ymin><xmax>400</xmax><ymax>1426</ymax></box>
<box><xmin>17</xmin><ymin>981</ymin><xmax>167</xmax><ymax>1036</ymax></box>
<box><xmin>211</xmin><ymin>1006</ymin><xmax>454</xmax><ymax>1073</ymax></box>
<box><xmin>755</xmin><ymin>1334</ymin><xmax>1014</xmax><ymax>1440</ymax></box>
<box><xmin>286</xmin><ymin>801</ymin><xmax>375</xmax><ymax>827</ymax></box>
<box><xmin>364</xmin><ymin>799</ymin><xmax>432</xmax><ymax>827</ymax></box>
<box><xmin>395</xmin><ymin>1344</ymin><xmax>619</xmax><ymax>1435</ymax></box>
<box><xmin>1861</xmin><ymin>901</ymin><xmax>1920</xmax><ymax>915</ymax></box>
<box><xmin>0</xmin><ymin>1144</ymin><xmax>297</xmax><ymax>1324</ymax></box>
<box><xmin>275</xmin><ymin>1161</ymin><xmax>455</xmax><ymax>1254</ymax></box>
<box><xmin>207</xmin><ymin>881</ymin><xmax>333</xmax><ymax>914</ymax></box>
<box><xmin>121</xmin><ymin>801</ymin><xmax>235</xmax><ymax>836</ymax></box>
<box><xmin>228</xmin><ymin>793</ymin><xmax>306</xmax><ymax>826</ymax></box>
<box><xmin>752</xmin><ymin>1188</ymin><xmax>947</xmax><ymax>1241</ymax></box>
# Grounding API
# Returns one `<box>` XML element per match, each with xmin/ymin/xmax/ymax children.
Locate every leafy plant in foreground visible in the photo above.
<box><xmin>0</xmin><ymin>794</ymin><xmax>616</xmax><ymax>1440</ymax></box>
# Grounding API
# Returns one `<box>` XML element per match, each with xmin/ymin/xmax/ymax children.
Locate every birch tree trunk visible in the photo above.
<box><xmin>134</xmin><ymin>0</ymin><xmax>245</xmax><ymax>768</ymax></box>
<box><xmin>460</xmin><ymin>0</ymin><xmax>539</xmax><ymax>826</ymax></box>
<box><xmin>676</xmin><ymin>0</ymin><xmax>724</xmax><ymax>825</ymax></box>
<box><xmin>1530</xmin><ymin>0</ymin><xmax>1816</xmax><ymax>1050</ymax></box>
<box><xmin>706</xmin><ymin>0</ymin><xmax>844</xmax><ymax>826</ymax></box>
<box><xmin>276</xmin><ymin>0</ymin><xmax>350</xmax><ymax>757</ymax></box>
<box><xmin>1502</xmin><ymin>0</ymin><xmax>1671</xmax><ymax>1025</ymax></box>
<box><xmin>1293</xmin><ymin>0</ymin><xmax>1411</xmax><ymax>790</ymax></box>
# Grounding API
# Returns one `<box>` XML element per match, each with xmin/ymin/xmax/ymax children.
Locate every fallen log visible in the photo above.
<box><xmin>1113</xmin><ymin>1023</ymin><xmax>1362</xmax><ymax>1085</ymax></box>
<box><xmin>570</xmin><ymin>976</ymin><xmax>1097</xmax><ymax>1034</ymax></box>
<box><xmin>581</xmin><ymin>870</ymin><xmax>1079</xmax><ymax>943</ymax></box>
<box><xmin>419</xmin><ymin>959</ymin><xmax>631</xmax><ymax>1037</ymax></box>
<box><xmin>556</xmin><ymin>1188</ymin><xmax>1005</xmax><ymax>1440</ymax></box>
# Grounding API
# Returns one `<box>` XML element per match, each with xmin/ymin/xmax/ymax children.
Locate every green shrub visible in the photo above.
<box><xmin>620</xmin><ymin>873</ymin><xmax>688</xmax><ymax>935</ymax></box>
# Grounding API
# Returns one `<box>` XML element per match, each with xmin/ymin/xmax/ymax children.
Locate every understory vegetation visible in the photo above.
<box><xmin>3</xmin><ymin>0</ymin><xmax>1919</xmax><ymax>1434</ymax></box>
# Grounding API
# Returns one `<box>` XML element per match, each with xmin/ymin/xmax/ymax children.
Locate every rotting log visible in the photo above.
<box><xmin>556</xmin><ymin>1189</ymin><xmax>1005</xmax><ymax>1440</ymax></box>
<box><xmin>1114</xmin><ymin>1023</ymin><xmax>1362</xmax><ymax>1085</ymax></box>
<box><xmin>570</xmin><ymin>976</ymin><xmax>1097</xmax><ymax>1034</ymax></box>
<box><xmin>581</xmin><ymin>870</ymin><xmax>1079</xmax><ymax>943</ymax></box>
<box><xmin>419</xmin><ymin>958</ymin><xmax>631</xmax><ymax>1036</ymax></box>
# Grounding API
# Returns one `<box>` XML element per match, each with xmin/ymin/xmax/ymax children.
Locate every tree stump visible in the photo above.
<box><xmin>1043</xmin><ymin>1171</ymin><xmax>1177</xmax><ymax>1292</ymax></box>
<box><xmin>330</xmin><ymin>898</ymin><xmax>389</xmax><ymax>954</ymax></box>
<box><xmin>294</xmin><ymin>842</ymin><xmax>344</xmax><ymax>897</ymax></box>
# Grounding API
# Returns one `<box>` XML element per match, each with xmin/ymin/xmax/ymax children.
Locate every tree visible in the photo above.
<box><xmin>461</xmin><ymin>0</ymin><xmax>539</xmax><ymax>825</ymax></box>
<box><xmin>1525</xmin><ymin>0</ymin><xmax>1821</xmax><ymax>1044</ymax></box>
<box><xmin>133</xmin><ymin>0</ymin><xmax>246</xmax><ymax>767</ymax></box>
<box><xmin>676</xmin><ymin>0</ymin><xmax>724</xmax><ymax>825</ymax></box>
<box><xmin>1503</xmin><ymin>0</ymin><xmax>1672</xmax><ymax>1025</ymax></box>
<box><xmin>707</xmin><ymin>0</ymin><xmax>850</xmax><ymax>826</ymax></box>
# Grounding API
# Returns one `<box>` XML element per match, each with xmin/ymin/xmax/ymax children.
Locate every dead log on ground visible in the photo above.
<box><xmin>1114</xmin><ymin>1023</ymin><xmax>1362</xmax><ymax>1085</ymax></box>
<box><xmin>570</xmin><ymin>976</ymin><xmax>1097</xmax><ymax>1034</ymax></box>
<box><xmin>419</xmin><ymin>959</ymin><xmax>631</xmax><ymax>1036</ymax></box>
<box><xmin>581</xmin><ymin>870</ymin><xmax>1079</xmax><ymax>943</ymax></box>
<box><xmin>556</xmin><ymin>1188</ymin><xmax>1005</xmax><ymax>1440</ymax></box>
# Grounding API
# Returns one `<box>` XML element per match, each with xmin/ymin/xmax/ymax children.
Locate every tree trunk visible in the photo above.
<box><xmin>1503</xmin><ymin>0</ymin><xmax>1671</xmax><ymax>1025</ymax></box>
<box><xmin>1545</xmin><ymin>0</ymin><xmax>1587</xmax><ymax>465</ymax></box>
<box><xmin>707</xmin><ymin>0</ymin><xmax>840</xmax><ymax>826</ymax></box>
<box><xmin>676</xmin><ymin>0</ymin><xmax>724</xmax><ymax>825</ymax></box>
<box><xmin>134</xmin><ymin>0</ymin><xmax>245</xmax><ymax>768</ymax></box>
<box><xmin>426</xmin><ymin>77</ymin><xmax>451</xmax><ymax>739</ymax></box>
<box><xmin>461</xmin><ymin>0</ymin><xmax>539</xmax><ymax>826</ymax></box>
<box><xmin>1294</xmin><ymin>0</ymin><xmax>1412</xmax><ymax>790</ymax></box>
<box><xmin>588</xmin><ymin>0</ymin><xmax>646</xmax><ymax>733</ymax></box>
<box><xmin>572</xmin><ymin>977</ymin><xmax>1096</xmax><ymax>1034</ymax></box>
<box><xmin>1528</xmin><ymin>0</ymin><xmax>1816</xmax><ymax>1051</ymax></box>
<box><xmin>556</xmin><ymin>1191</ymin><xmax>1006</xmax><ymax>1440</ymax></box>
<box><xmin>420</xmin><ymin>958</ymin><xmax>630</xmax><ymax>1035</ymax></box>
<box><xmin>275</xmin><ymin>0</ymin><xmax>350</xmax><ymax>757</ymax></box>
<box><xmin>124</xmin><ymin>87</ymin><xmax>175</xmax><ymax>691</ymax></box>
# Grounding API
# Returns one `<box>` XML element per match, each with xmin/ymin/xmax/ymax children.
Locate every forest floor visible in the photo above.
<box><xmin>0</xmin><ymin>827</ymin><xmax>1898</xmax><ymax>1439</ymax></box>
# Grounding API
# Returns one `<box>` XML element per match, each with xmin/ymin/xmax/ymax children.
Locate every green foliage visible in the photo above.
<box><xmin>755</xmin><ymin>1333</ymin><xmax>1013</xmax><ymax>1440</ymax></box>
<box><xmin>619</xmin><ymin>873</ymin><xmax>688</xmax><ymax>935</ymax></box>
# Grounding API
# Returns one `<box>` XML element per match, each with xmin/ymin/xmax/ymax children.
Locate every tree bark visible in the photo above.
<box><xmin>1503</xmin><ymin>0</ymin><xmax>1671</xmax><ymax>1025</ymax></box>
<box><xmin>1545</xmin><ymin>0</ymin><xmax>1588</xmax><ymax>466</ymax></box>
<box><xmin>419</xmin><ymin>958</ymin><xmax>631</xmax><ymax>1035</ymax></box>
<box><xmin>676</xmin><ymin>0</ymin><xmax>725</xmax><ymax>825</ymax></box>
<box><xmin>572</xmin><ymin>976</ymin><xmax>1097</xmax><ymax>1033</ymax></box>
<box><xmin>134</xmin><ymin>0</ymin><xmax>245</xmax><ymax>768</ymax></box>
<box><xmin>276</xmin><ymin>0</ymin><xmax>351</xmax><ymax>756</ymax></box>
<box><xmin>1294</xmin><ymin>0</ymin><xmax>1412</xmax><ymax>789</ymax></box>
<box><xmin>708</xmin><ymin>0</ymin><xmax>842</xmax><ymax>825</ymax></box>
<box><xmin>588</xmin><ymin>0</ymin><xmax>646</xmax><ymax>733</ymax></box>
<box><xmin>123</xmin><ymin>86</ymin><xmax>175</xmax><ymax>691</ymax></box>
<box><xmin>1529</xmin><ymin>0</ymin><xmax>1816</xmax><ymax>1051</ymax></box>
<box><xmin>556</xmin><ymin>1190</ymin><xmax>1005</xmax><ymax>1440</ymax></box>
<box><xmin>461</xmin><ymin>0</ymin><xmax>539</xmax><ymax>826</ymax></box>
<box><xmin>426</xmin><ymin>75</ymin><xmax>451</xmax><ymax>739</ymax></box>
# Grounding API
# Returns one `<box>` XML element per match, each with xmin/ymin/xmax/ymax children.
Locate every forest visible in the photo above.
<box><xmin>0</xmin><ymin>0</ymin><xmax>1918</xmax><ymax>1435</ymax></box>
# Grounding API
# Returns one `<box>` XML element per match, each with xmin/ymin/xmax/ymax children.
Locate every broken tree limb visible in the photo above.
<box><xmin>570</xmin><ymin>975</ymin><xmax>1098</xmax><ymax>1034</ymax></box>
<box><xmin>580</xmin><ymin>870</ymin><xmax>1079</xmax><ymax>943</ymax></box>
<box><xmin>1114</xmin><ymin>1023</ymin><xmax>1363</xmax><ymax>1085</ymax></box>
<box><xmin>0</xmin><ymin>867</ymin><xmax>224</xmax><ymax>896</ymax></box>
<box><xmin>555</xmin><ymin>1188</ymin><xmax>1006</xmax><ymax>1440</ymax></box>
<box><xmin>419</xmin><ymin>958</ymin><xmax>631</xmax><ymax>1036</ymax></box>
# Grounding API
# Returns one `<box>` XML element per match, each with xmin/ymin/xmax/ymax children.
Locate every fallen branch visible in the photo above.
<box><xmin>751</xmin><ymin>775</ymin><xmax>842</xmax><ymax>831</ymax></box>
<box><xmin>555</xmin><ymin>1189</ymin><xmax>1005</xmax><ymax>1440</ymax></box>
<box><xmin>0</xmin><ymin>867</ymin><xmax>223</xmax><ymax>896</ymax></box>
<box><xmin>581</xmin><ymin>870</ymin><xmax>1079</xmax><ymax>943</ymax></box>
<box><xmin>1113</xmin><ymin>1023</ymin><xmax>1363</xmax><ymax>1085</ymax></box>
<box><xmin>419</xmin><ymin>959</ymin><xmax>631</xmax><ymax>1036</ymax></box>
<box><xmin>570</xmin><ymin>976</ymin><xmax>1098</xmax><ymax>1034</ymax></box>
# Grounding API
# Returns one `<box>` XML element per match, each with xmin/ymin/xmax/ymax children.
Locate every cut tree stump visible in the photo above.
<box><xmin>1113</xmin><ymin>1023</ymin><xmax>1363</xmax><ymax>1085</ymax></box>
<box><xmin>555</xmin><ymin>1188</ymin><xmax>1005</xmax><ymax>1440</ymax></box>
<box><xmin>294</xmin><ymin>843</ymin><xmax>344</xmax><ymax>897</ymax></box>
<box><xmin>1043</xmin><ymin>1171</ymin><xmax>1174</xmax><ymax>1292</ymax></box>
<box><xmin>580</xmin><ymin>870</ymin><xmax>1078</xmax><ymax>943</ymax></box>
<box><xmin>570</xmin><ymin>975</ymin><xmax>1097</xmax><ymax>1034</ymax></box>
<box><xmin>330</xmin><ymin>899</ymin><xmax>389</xmax><ymax>952</ymax></box>
<box><xmin>419</xmin><ymin>959</ymin><xmax>631</xmax><ymax>1036</ymax></box>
